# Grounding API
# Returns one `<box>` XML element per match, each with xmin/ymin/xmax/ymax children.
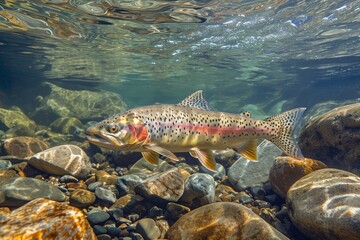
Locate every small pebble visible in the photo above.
<box><xmin>254</xmin><ymin>200</ymin><xmax>272</xmax><ymax>208</ymax></box>
<box><xmin>127</xmin><ymin>213</ymin><xmax>140</xmax><ymax>222</ymax></box>
<box><xmin>237</xmin><ymin>192</ymin><xmax>252</xmax><ymax>204</ymax></box>
<box><xmin>88</xmin><ymin>181</ymin><xmax>104</xmax><ymax>191</ymax></box>
<box><xmin>96</xmin><ymin>234</ymin><xmax>112</xmax><ymax>240</ymax></box>
<box><xmin>87</xmin><ymin>209</ymin><xmax>111</xmax><ymax>225</ymax></box>
<box><xmin>147</xmin><ymin>206</ymin><xmax>163</xmax><ymax>218</ymax></box>
<box><xmin>93</xmin><ymin>225</ymin><xmax>107</xmax><ymax>235</ymax></box>
<box><xmin>60</xmin><ymin>175</ymin><xmax>79</xmax><ymax>183</ymax></box>
<box><xmin>107</xmin><ymin>226</ymin><xmax>122</xmax><ymax>237</ymax></box>
<box><xmin>136</xmin><ymin>218</ymin><xmax>161</xmax><ymax>240</ymax></box>
<box><xmin>95</xmin><ymin>187</ymin><xmax>117</xmax><ymax>204</ymax></box>
<box><xmin>107</xmin><ymin>208</ymin><xmax>125</xmax><ymax>221</ymax></box>
<box><xmin>129</xmin><ymin>232</ymin><xmax>144</xmax><ymax>240</ymax></box>
<box><xmin>250</xmin><ymin>186</ymin><xmax>266</xmax><ymax>198</ymax></box>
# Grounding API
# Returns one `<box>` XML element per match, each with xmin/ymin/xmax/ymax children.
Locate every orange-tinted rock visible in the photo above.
<box><xmin>269</xmin><ymin>157</ymin><xmax>327</xmax><ymax>198</ymax></box>
<box><xmin>70</xmin><ymin>189</ymin><xmax>96</xmax><ymax>208</ymax></box>
<box><xmin>2</xmin><ymin>136</ymin><xmax>50</xmax><ymax>158</ymax></box>
<box><xmin>299</xmin><ymin>103</ymin><xmax>360</xmax><ymax>172</ymax></box>
<box><xmin>0</xmin><ymin>198</ymin><xmax>96</xmax><ymax>239</ymax></box>
<box><xmin>167</xmin><ymin>202</ymin><xmax>289</xmax><ymax>240</ymax></box>
<box><xmin>0</xmin><ymin>169</ymin><xmax>19</xmax><ymax>183</ymax></box>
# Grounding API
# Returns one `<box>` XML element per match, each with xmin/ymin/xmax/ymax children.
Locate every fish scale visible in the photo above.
<box><xmin>86</xmin><ymin>91</ymin><xmax>306</xmax><ymax>172</ymax></box>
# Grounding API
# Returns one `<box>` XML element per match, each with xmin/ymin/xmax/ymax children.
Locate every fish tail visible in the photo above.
<box><xmin>264</xmin><ymin>108</ymin><xmax>306</xmax><ymax>159</ymax></box>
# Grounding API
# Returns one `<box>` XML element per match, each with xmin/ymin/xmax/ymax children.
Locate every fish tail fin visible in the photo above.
<box><xmin>264</xmin><ymin>108</ymin><xmax>306</xmax><ymax>159</ymax></box>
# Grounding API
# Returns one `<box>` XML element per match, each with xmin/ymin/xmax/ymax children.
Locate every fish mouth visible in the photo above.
<box><xmin>86</xmin><ymin>132</ymin><xmax>125</xmax><ymax>149</ymax></box>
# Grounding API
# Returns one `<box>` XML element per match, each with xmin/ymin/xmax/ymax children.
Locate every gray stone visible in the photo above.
<box><xmin>87</xmin><ymin>209</ymin><xmax>111</xmax><ymax>225</ymax></box>
<box><xmin>199</xmin><ymin>163</ymin><xmax>226</xmax><ymax>180</ymax></box>
<box><xmin>228</xmin><ymin>140</ymin><xmax>283</xmax><ymax>191</ymax></box>
<box><xmin>287</xmin><ymin>168</ymin><xmax>360</xmax><ymax>240</ymax></box>
<box><xmin>167</xmin><ymin>202</ymin><xmax>288</xmax><ymax>240</ymax></box>
<box><xmin>116</xmin><ymin>174</ymin><xmax>145</xmax><ymax>196</ymax></box>
<box><xmin>128</xmin><ymin>157</ymin><xmax>175</xmax><ymax>175</ymax></box>
<box><xmin>88</xmin><ymin>181</ymin><xmax>104</xmax><ymax>191</ymax></box>
<box><xmin>136</xmin><ymin>218</ymin><xmax>161</xmax><ymax>240</ymax></box>
<box><xmin>135</xmin><ymin>168</ymin><xmax>185</xmax><ymax>203</ymax></box>
<box><xmin>0</xmin><ymin>177</ymin><xmax>66</xmax><ymax>206</ymax></box>
<box><xmin>180</xmin><ymin>173</ymin><xmax>215</xmax><ymax>208</ymax></box>
<box><xmin>95</xmin><ymin>187</ymin><xmax>117</xmax><ymax>204</ymax></box>
<box><xmin>93</xmin><ymin>225</ymin><xmax>107</xmax><ymax>235</ymax></box>
<box><xmin>31</xmin><ymin>82</ymin><xmax>127</xmax><ymax>124</ymax></box>
<box><xmin>0</xmin><ymin>160</ymin><xmax>12</xmax><ymax>170</ymax></box>
<box><xmin>29</xmin><ymin>144</ymin><xmax>91</xmax><ymax>179</ymax></box>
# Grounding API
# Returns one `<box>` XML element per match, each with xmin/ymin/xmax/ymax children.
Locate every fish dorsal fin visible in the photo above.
<box><xmin>178</xmin><ymin>90</ymin><xmax>210</xmax><ymax>111</ymax></box>
<box><xmin>190</xmin><ymin>149</ymin><xmax>217</xmax><ymax>172</ymax></box>
<box><xmin>143</xmin><ymin>145</ymin><xmax>180</xmax><ymax>162</ymax></box>
<box><xmin>233</xmin><ymin>139</ymin><xmax>258</xmax><ymax>161</ymax></box>
<box><xmin>240</xmin><ymin>111</ymin><xmax>251</xmax><ymax>118</ymax></box>
<box><xmin>141</xmin><ymin>151</ymin><xmax>159</xmax><ymax>165</ymax></box>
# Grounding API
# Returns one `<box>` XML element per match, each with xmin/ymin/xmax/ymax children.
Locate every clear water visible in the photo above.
<box><xmin>0</xmin><ymin>0</ymin><xmax>359</xmax><ymax>114</ymax></box>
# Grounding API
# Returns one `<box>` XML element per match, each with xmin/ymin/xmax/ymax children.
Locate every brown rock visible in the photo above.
<box><xmin>269</xmin><ymin>157</ymin><xmax>327</xmax><ymax>198</ymax></box>
<box><xmin>0</xmin><ymin>207</ymin><xmax>10</xmax><ymax>219</ymax></box>
<box><xmin>0</xmin><ymin>170</ymin><xmax>19</xmax><ymax>183</ymax></box>
<box><xmin>96</xmin><ymin>170</ymin><xmax>119</xmax><ymax>185</ymax></box>
<box><xmin>70</xmin><ymin>189</ymin><xmax>96</xmax><ymax>208</ymax></box>
<box><xmin>299</xmin><ymin>103</ymin><xmax>360</xmax><ymax>172</ymax></box>
<box><xmin>66</xmin><ymin>180</ymin><xmax>88</xmax><ymax>190</ymax></box>
<box><xmin>287</xmin><ymin>168</ymin><xmax>360</xmax><ymax>240</ymax></box>
<box><xmin>2</xmin><ymin>137</ymin><xmax>49</xmax><ymax>158</ymax></box>
<box><xmin>167</xmin><ymin>202</ymin><xmax>288</xmax><ymax>240</ymax></box>
<box><xmin>111</xmin><ymin>194</ymin><xmax>144</xmax><ymax>210</ymax></box>
<box><xmin>156</xmin><ymin>219</ymin><xmax>170</xmax><ymax>239</ymax></box>
<box><xmin>0</xmin><ymin>198</ymin><xmax>96</xmax><ymax>239</ymax></box>
<box><xmin>135</xmin><ymin>168</ymin><xmax>185</xmax><ymax>203</ymax></box>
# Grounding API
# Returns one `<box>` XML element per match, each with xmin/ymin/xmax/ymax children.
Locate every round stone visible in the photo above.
<box><xmin>269</xmin><ymin>156</ymin><xmax>327</xmax><ymax>198</ymax></box>
<box><xmin>2</xmin><ymin>137</ymin><xmax>49</xmax><ymax>158</ymax></box>
<box><xmin>28</xmin><ymin>144</ymin><xmax>91</xmax><ymax>179</ymax></box>
<box><xmin>167</xmin><ymin>202</ymin><xmax>288</xmax><ymax>240</ymax></box>
<box><xmin>136</xmin><ymin>218</ymin><xmax>161</xmax><ymax>240</ymax></box>
<box><xmin>70</xmin><ymin>189</ymin><xmax>96</xmax><ymax>208</ymax></box>
<box><xmin>87</xmin><ymin>209</ymin><xmax>110</xmax><ymax>225</ymax></box>
<box><xmin>95</xmin><ymin>187</ymin><xmax>117</xmax><ymax>204</ymax></box>
<box><xmin>287</xmin><ymin>168</ymin><xmax>360</xmax><ymax>240</ymax></box>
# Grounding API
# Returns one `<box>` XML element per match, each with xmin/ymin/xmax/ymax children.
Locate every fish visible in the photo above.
<box><xmin>86</xmin><ymin>91</ymin><xmax>306</xmax><ymax>172</ymax></box>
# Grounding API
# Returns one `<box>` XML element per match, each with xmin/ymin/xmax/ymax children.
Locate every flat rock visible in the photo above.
<box><xmin>0</xmin><ymin>198</ymin><xmax>96</xmax><ymax>239</ymax></box>
<box><xmin>179</xmin><ymin>173</ymin><xmax>216</xmax><ymax>209</ymax></box>
<box><xmin>0</xmin><ymin>107</ymin><xmax>36</xmax><ymax>130</ymax></box>
<box><xmin>2</xmin><ymin>136</ymin><xmax>50</xmax><ymax>158</ymax></box>
<box><xmin>228</xmin><ymin>140</ymin><xmax>283</xmax><ymax>191</ymax></box>
<box><xmin>135</xmin><ymin>168</ymin><xmax>185</xmax><ymax>203</ymax></box>
<box><xmin>299</xmin><ymin>103</ymin><xmax>360</xmax><ymax>172</ymax></box>
<box><xmin>287</xmin><ymin>168</ymin><xmax>360</xmax><ymax>240</ymax></box>
<box><xmin>0</xmin><ymin>177</ymin><xmax>66</xmax><ymax>207</ymax></box>
<box><xmin>29</xmin><ymin>144</ymin><xmax>91</xmax><ymax>179</ymax></box>
<box><xmin>167</xmin><ymin>202</ymin><xmax>288</xmax><ymax>240</ymax></box>
<box><xmin>31</xmin><ymin>82</ymin><xmax>127</xmax><ymax>124</ymax></box>
<box><xmin>136</xmin><ymin>218</ymin><xmax>161</xmax><ymax>240</ymax></box>
<box><xmin>269</xmin><ymin>157</ymin><xmax>327</xmax><ymax>198</ymax></box>
<box><xmin>70</xmin><ymin>189</ymin><xmax>96</xmax><ymax>208</ymax></box>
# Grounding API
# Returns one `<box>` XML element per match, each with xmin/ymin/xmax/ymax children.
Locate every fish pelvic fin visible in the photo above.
<box><xmin>264</xmin><ymin>108</ymin><xmax>306</xmax><ymax>159</ymax></box>
<box><xmin>233</xmin><ymin>139</ymin><xmax>258</xmax><ymax>161</ymax></box>
<box><xmin>141</xmin><ymin>151</ymin><xmax>159</xmax><ymax>165</ymax></box>
<box><xmin>143</xmin><ymin>145</ymin><xmax>180</xmax><ymax>162</ymax></box>
<box><xmin>190</xmin><ymin>149</ymin><xmax>217</xmax><ymax>172</ymax></box>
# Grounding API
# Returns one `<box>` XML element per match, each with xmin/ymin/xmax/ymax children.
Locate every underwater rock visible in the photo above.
<box><xmin>87</xmin><ymin>208</ymin><xmax>111</xmax><ymax>225</ymax></box>
<box><xmin>95</xmin><ymin>187</ymin><xmax>117</xmax><ymax>204</ymax></box>
<box><xmin>0</xmin><ymin>169</ymin><xmax>18</xmax><ymax>183</ymax></box>
<box><xmin>116</xmin><ymin>174</ymin><xmax>146</xmax><ymax>196</ymax></box>
<box><xmin>228</xmin><ymin>140</ymin><xmax>283</xmax><ymax>191</ymax></box>
<box><xmin>110</xmin><ymin>194</ymin><xmax>144</xmax><ymax>212</ymax></box>
<box><xmin>0</xmin><ymin>107</ymin><xmax>36</xmax><ymax>130</ymax></box>
<box><xmin>4</xmin><ymin>124</ymin><xmax>35</xmax><ymax>137</ymax></box>
<box><xmin>287</xmin><ymin>168</ymin><xmax>360</xmax><ymax>240</ymax></box>
<box><xmin>136</xmin><ymin>218</ymin><xmax>161</xmax><ymax>240</ymax></box>
<box><xmin>1</xmin><ymin>136</ymin><xmax>50</xmax><ymax>158</ymax></box>
<box><xmin>166</xmin><ymin>202</ymin><xmax>191</xmax><ymax>221</ymax></box>
<box><xmin>95</xmin><ymin>170</ymin><xmax>119</xmax><ymax>185</ymax></box>
<box><xmin>134</xmin><ymin>168</ymin><xmax>185</xmax><ymax>203</ymax></box>
<box><xmin>167</xmin><ymin>202</ymin><xmax>289</xmax><ymax>240</ymax></box>
<box><xmin>299</xmin><ymin>103</ymin><xmax>360</xmax><ymax>173</ymax></box>
<box><xmin>269</xmin><ymin>156</ymin><xmax>327</xmax><ymax>198</ymax></box>
<box><xmin>179</xmin><ymin>173</ymin><xmax>215</xmax><ymax>209</ymax></box>
<box><xmin>0</xmin><ymin>198</ymin><xmax>96</xmax><ymax>240</ymax></box>
<box><xmin>0</xmin><ymin>160</ymin><xmax>12</xmax><ymax>170</ymax></box>
<box><xmin>31</xmin><ymin>82</ymin><xmax>127</xmax><ymax>124</ymax></box>
<box><xmin>50</xmin><ymin>117</ymin><xmax>84</xmax><ymax>134</ymax></box>
<box><xmin>28</xmin><ymin>144</ymin><xmax>91</xmax><ymax>179</ymax></box>
<box><xmin>199</xmin><ymin>163</ymin><xmax>226</xmax><ymax>181</ymax></box>
<box><xmin>128</xmin><ymin>157</ymin><xmax>175</xmax><ymax>175</ymax></box>
<box><xmin>70</xmin><ymin>189</ymin><xmax>96</xmax><ymax>208</ymax></box>
<box><xmin>0</xmin><ymin>177</ymin><xmax>66</xmax><ymax>207</ymax></box>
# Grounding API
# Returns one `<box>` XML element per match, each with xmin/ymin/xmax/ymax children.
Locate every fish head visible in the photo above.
<box><xmin>86</xmin><ymin>112</ymin><xmax>149</xmax><ymax>151</ymax></box>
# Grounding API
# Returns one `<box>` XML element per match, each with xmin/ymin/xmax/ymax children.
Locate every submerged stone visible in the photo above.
<box><xmin>0</xmin><ymin>107</ymin><xmax>36</xmax><ymax>130</ymax></box>
<box><xmin>167</xmin><ymin>202</ymin><xmax>288</xmax><ymax>240</ymax></box>
<box><xmin>0</xmin><ymin>198</ymin><xmax>96</xmax><ymax>240</ymax></box>
<box><xmin>0</xmin><ymin>177</ymin><xmax>66</xmax><ymax>206</ymax></box>
<box><xmin>287</xmin><ymin>168</ymin><xmax>360</xmax><ymax>240</ymax></box>
<box><xmin>2</xmin><ymin>136</ymin><xmax>50</xmax><ymax>159</ymax></box>
<box><xmin>28</xmin><ymin>144</ymin><xmax>91</xmax><ymax>179</ymax></box>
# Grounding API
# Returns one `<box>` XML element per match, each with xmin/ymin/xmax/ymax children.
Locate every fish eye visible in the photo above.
<box><xmin>106</xmin><ymin>123</ymin><xmax>121</xmax><ymax>133</ymax></box>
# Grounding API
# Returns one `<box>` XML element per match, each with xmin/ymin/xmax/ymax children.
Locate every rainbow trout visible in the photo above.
<box><xmin>86</xmin><ymin>91</ymin><xmax>305</xmax><ymax>171</ymax></box>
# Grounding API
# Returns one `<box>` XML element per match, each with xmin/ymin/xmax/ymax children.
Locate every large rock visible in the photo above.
<box><xmin>0</xmin><ymin>107</ymin><xmax>36</xmax><ymax>130</ymax></box>
<box><xmin>269</xmin><ymin>157</ymin><xmax>327</xmax><ymax>198</ymax></box>
<box><xmin>1</xmin><ymin>136</ymin><xmax>50</xmax><ymax>158</ymax></box>
<box><xmin>228</xmin><ymin>140</ymin><xmax>283</xmax><ymax>191</ymax></box>
<box><xmin>287</xmin><ymin>168</ymin><xmax>360</xmax><ymax>240</ymax></box>
<box><xmin>32</xmin><ymin>82</ymin><xmax>127</xmax><ymax>124</ymax></box>
<box><xmin>0</xmin><ymin>177</ymin><xmax>66</xmax><ymax>207</ymax></box>
<box><xmin>167</xmin><ymin>202</ymin><xmax>289</xmax><ymax>240</ymax></box>
<box><xmin>0</xmin><ymin>198</ymin><xmax>96</xmax><ymax>239</ymax></box>
<box><xmin>28</xmin><ymin>144</ymin><xmax>91</xmax><ymax>179</ymax></box>
<box><xmin>299</xmin><ymin>103</ymin><xmax>360</xmax><ymax>172</ymax></box>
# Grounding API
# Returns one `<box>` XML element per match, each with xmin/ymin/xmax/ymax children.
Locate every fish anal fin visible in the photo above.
<box><xmin>144</xmin><ymin>145</ymin><xmax>180</xmax><ymax>162</ymax></box>
<box><xmin>141</xmin><ymin>151</ymin><xmax>159</xmax><ymax>165</ymax></box>
<box><xmin>191</xmin><ymin>149</ymin><xmax>217</xmax><ymax>172</ymax></box>
<box><xmin>177</xmin><ymin>90</ymin><xmax>210</xmax><ymax>111</ymax></box>
<box><xmin>233</xmin><ymin>139</ymin><xmax>258</xmax><ymax>161</ymax></box>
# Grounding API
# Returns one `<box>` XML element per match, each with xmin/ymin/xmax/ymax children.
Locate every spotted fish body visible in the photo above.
<box><xmin>86</xmin><ymin>91</ymin><xmax>306</xmax><ymax>171</ymax></box>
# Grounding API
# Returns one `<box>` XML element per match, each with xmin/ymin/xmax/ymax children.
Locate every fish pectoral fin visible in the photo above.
<box><xmin>143</xmin><ymin>145</ymin><xmax>180</xmax><ymax>162</ymax></box>
<box><xmin>191</xmin><ymin>149</ymin><xmax>217</xmax><ymax>172</ymax></box>
<box><xmin>141</xmin><ymin>151</ymin><xmax>159</xmax><ymax>165</ymax></box>
<box><xmin>233</xmin><ymin>139</ymin><xmax>258</xmax><ymax>161</ymax></box>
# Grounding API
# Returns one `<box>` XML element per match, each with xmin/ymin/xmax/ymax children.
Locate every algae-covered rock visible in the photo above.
<box><xmin>31</xmin><ymin>82</ymin><xmax>127</xmax><ymax>124</ymax></box>
<box><xmin>0</xmin><ymin>107</ymin><xmax>36</xmax><ymax>130</ymax></box>
<box><xmin>50</xmin><ymin>117</ymin><xmax>83</xmax><ymax>134</ymax></box>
